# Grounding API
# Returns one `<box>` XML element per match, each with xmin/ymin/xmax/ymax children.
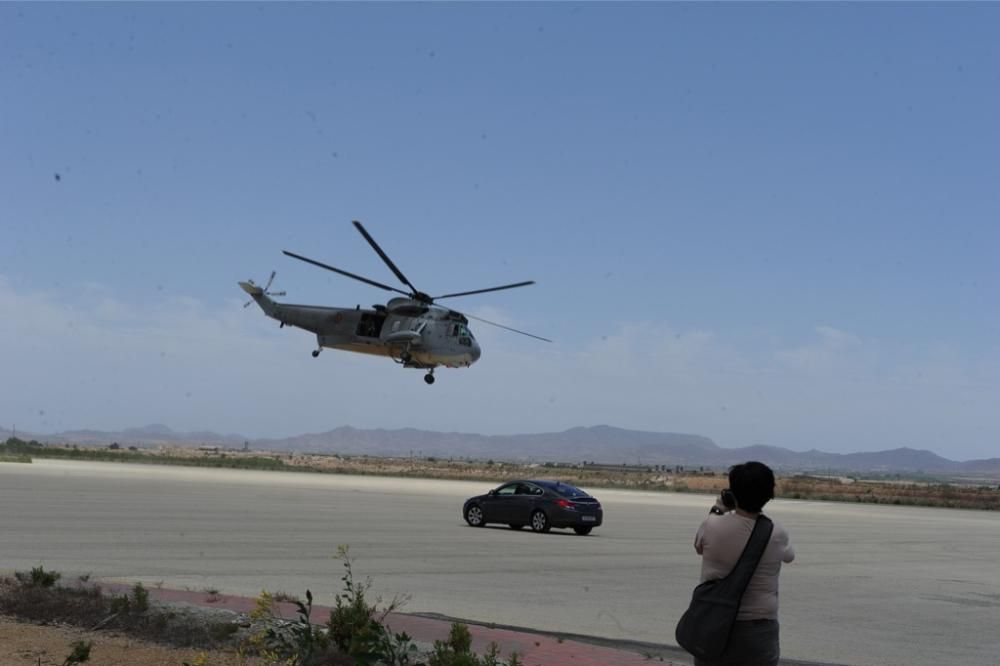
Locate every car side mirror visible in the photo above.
<box><xmin>488</xmin><ymin>489</ymin><xmax>496</xmax><ymax>496</ymax></box>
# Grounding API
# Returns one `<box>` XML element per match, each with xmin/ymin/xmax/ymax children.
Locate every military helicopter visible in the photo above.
<box><xmin>240</xmin><ymin>221</ymin><xmax>550</xmax><ymax>385</ymax></box>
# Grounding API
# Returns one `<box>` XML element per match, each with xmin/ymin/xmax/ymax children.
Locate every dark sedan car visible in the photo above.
<box><xmin>462</xmin><ymin>480</ymin><xmax>603</xmax><ymax>535</ymax></box>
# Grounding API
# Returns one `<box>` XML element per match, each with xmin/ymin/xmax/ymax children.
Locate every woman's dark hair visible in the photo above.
<box><xmin>729</xmin><ymin>461</ymin><xmax>775</xmax><ymax>513</ymax></box>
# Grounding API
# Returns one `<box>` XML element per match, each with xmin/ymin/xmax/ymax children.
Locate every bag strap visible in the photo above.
<box><xmin>725</xmin><ymin>514</ymin><xmax>774</xmax><ymax>595</ymax></box>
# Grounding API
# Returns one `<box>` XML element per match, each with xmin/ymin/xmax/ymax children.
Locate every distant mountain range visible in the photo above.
<box><xmin>8</xmin><ymin>423</ymin><xmax>999</xmax><ymax>479</ymax></box>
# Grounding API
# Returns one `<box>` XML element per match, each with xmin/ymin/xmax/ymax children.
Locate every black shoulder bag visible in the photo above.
<box><xmin>675</xmin><ymin>514</ymin><xmax>774</xmax><ymax>660</ymax></box>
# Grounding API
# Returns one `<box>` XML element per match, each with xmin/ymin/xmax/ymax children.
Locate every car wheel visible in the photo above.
<box><xmin>573</xmin><ymin>526</ymin><xmax>593</xmax><ymax>536</ymax></box>
<box><xmin>509</xmin><ymin>523</ymin><xmax>524</xmax><ymax>530</ymax></box>
<box><xmin>530</xmin><ymin>510</ymin><xmax>550</xmax><ymax>533</ymax></box>
<box><xmin>465</xmin><ymin>504</ymin><xmax>485</xmax><ymax>527</ymax></box>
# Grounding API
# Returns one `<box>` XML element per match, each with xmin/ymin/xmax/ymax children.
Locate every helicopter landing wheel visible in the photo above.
<box><xmin>424</xmin><ymin>372</ymin><xmax>435</xmax><ymax>385</ymax></box>
<box><xmin>311</xmin><ymin>349</ymin><xmax>321</xmax><ymax>358</ymax></box>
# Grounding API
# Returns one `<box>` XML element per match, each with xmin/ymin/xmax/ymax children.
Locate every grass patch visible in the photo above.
<box><xmin>0</xmin><ymin>569</ymin><xmax>243</xmax><ymax>650</ymax></box>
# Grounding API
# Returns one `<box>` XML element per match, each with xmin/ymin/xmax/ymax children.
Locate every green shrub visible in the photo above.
<box><xmin>247</xmin><ymin>588</ymin><xmax>350</xmax><ymax>666</ymax></box>
<box><xmin>109</xmin><ymin>594</ymin><xmax>130</xmax><ymax>614</ymax></box>
<box><xmin>15</xmin><ymin>565</ymin><xmax>61</xmax><ymax>588</ymax></box>
<box><xmin>446</xmin><ymin>623</ymin><xmax>472</xmax><ymax>654</ymax></box>
<box><xmin>61</xmin><ymin>640</ymin><xmax>93</xmax><ymax>665</ymax></box>
<box><xmin>326</xmin><ymin>545</ymin><xmax>385</xmax><ymax>663</ymax></box>
<box><xmin>263</xmin><ymin>589</ymin><xmax>331</xmax><ymax>664</ymax></box>
<box><xmin>429</xmin><ymin>622</ymin><xmax>522</xmax><ymax>666</ymax></box>
<box><xmin>322</xmin><ymin>545</ymin><xmax>421</xmax><ymax>666</ymax></box>
<box><xmin>375</xmin><ymin>629</ymin><xmax>421</xmax><ymax>666</ymax></box>
<box><xmin>429</xmin><ymin>623</ymin><xmax>475</xmax><ymax>666</ymax></box>
<box><xmin>132</xmin><ymin>582</ymin><xmax>149</xmax><ymax>612</ymax></box>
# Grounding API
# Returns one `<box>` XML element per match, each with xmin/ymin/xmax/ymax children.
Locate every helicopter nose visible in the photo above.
<box><xmin>471</xmin><ymin>342</ymin><xmax>482</xmax><ymax>363</ymax></box>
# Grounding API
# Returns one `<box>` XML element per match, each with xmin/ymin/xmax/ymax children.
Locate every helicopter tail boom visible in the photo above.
<box><xmin>239</xmin><ymin>280</ymin><xmax>281</xmax><ymax>318</ymax></box>
<box><xmin>239</xmin><ymin>281</ymin><xmax>263</xmax><ymax>297</ymax></box>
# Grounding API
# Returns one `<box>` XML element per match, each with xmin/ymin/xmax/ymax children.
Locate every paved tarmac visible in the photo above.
<box><xmin>2</xmin><ymin>459</ymin><xmax>999</xmax><ymax>665</ymax></box>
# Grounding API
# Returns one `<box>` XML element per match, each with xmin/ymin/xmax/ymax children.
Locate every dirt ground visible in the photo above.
<box><xmin>0</xmin><ymin>615</ymin><xmax>251</xmax><ymax>666</ymax></box>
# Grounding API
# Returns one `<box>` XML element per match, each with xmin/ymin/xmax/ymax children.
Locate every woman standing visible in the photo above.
<box><xmin>692</xmin><ymin>462</ymin><xmax>796</xmax><ymax>666</ymax></box>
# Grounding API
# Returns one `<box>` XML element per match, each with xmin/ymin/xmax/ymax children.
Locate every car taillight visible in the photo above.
<box><xmin>555</xmin><ymin>499</ymin><xmax>575</xmax><ymax>510</ymax></box>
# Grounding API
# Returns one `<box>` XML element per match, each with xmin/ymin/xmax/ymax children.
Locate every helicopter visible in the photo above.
<box><xmin>239</xmin><ymin>220</ymin><xmax>550</xmax><ymax>385</ymax></box>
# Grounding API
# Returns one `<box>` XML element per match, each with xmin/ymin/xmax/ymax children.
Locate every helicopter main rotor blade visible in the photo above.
<box><xmin>433</xmin><ymin>281</ymin><xmax>536</xmax><ymax>300</ymax></box>
<box><xmin>352</xmin><ymin>220</ymin><xmax>420</xmax><ymax>295</ymax></box>
<box><xmin>282</xmin><ymin>250</ymin><xmax>410</xmax><ymax>296</ymax></box>
<box><xmin>463</xmin><ymin>312</ymin><xmax>552</xmax><ymax>343</ymax></box>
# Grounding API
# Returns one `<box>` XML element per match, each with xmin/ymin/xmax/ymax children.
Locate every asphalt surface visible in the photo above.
<box><xmin>2</xmin><ymin>459</ymin><xmax>999</xmax><ymax>665</ymax></box>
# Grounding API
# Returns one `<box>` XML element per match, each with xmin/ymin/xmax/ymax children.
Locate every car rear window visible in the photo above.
<box><xmin>551</xmin><ymin>483</ymin><xmax>590</xmax><ymax>498</ymax></box>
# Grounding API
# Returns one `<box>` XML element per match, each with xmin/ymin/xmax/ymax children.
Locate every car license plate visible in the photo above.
<box><xmin>582</xmin><ymin>516</ymin><xmax>596</xmax><ymax>522</ymax></box>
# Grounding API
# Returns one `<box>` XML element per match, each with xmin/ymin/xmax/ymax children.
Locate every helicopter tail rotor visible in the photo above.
<box><xmin>241</xmin><ymin>271</ymin><xmax>286</xmax><ymax>307</ymax></box>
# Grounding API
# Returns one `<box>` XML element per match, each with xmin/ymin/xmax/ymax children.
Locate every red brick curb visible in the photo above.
<box><xmin>100</xmin><ymin>581</ymin><xmax>680</xmax><ymax>666</ymax></box>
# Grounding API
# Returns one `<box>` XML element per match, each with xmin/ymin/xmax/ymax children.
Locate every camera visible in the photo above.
<box><xmin>709</xmin><ymin>488</ymin><xmax>737</xmax><ymax>515</ymax></box>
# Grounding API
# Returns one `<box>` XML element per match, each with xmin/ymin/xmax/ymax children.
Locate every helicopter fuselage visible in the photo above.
<box><xmin>241</xmin><ymin>284</ymin><xmax>480</xmax><ymax>370</ymax></box>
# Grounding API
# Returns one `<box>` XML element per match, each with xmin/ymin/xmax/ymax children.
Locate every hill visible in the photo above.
<box><xmin>10</xmin><ymin>423</ymin><xmax>997</xmax><ymax>479</ymax></box>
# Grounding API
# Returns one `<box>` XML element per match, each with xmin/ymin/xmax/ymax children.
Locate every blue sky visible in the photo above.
<box><xmin>2</xmin><ymin>4</ymin><xmax>998</xmax><ymax>460</ymax></box>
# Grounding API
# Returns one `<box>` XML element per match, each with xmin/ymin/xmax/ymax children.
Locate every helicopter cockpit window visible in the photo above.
<box><xmin>450</xmin><ymin>324</ymin><xmax>474</xmax><ymax>339</ymax></box>
<box><xmin>457</xmin><ymin>324</ymin><xmax>474</xmax><ymax>347</ymax></box>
